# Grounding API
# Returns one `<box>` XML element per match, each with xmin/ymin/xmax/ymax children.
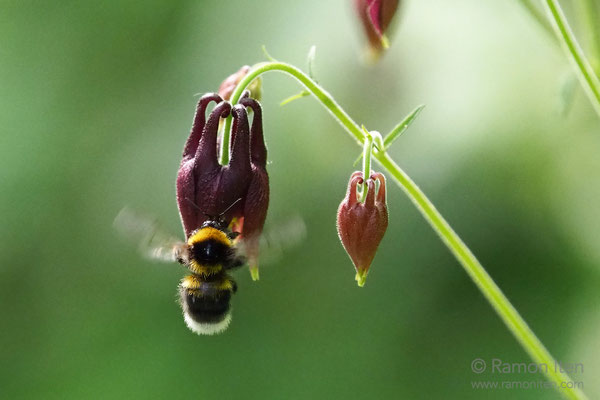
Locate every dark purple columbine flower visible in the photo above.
<box><xmin>354</xmin><ymin>0</ymin><xmax>400</xmax><ymax>58</ymax></box>
<box><xmin>176</xmin><ymin>92</ymin><xmax>268</xmax><ymax>279</ymax></box>
<box><xmin>337</xmin><ymin>171</ymin><xmax>388</xmax><ymax>286</ymax></box>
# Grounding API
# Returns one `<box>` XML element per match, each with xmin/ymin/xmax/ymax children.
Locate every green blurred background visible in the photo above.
<box><xmin>1</xmin><ymin>1</ymin><xmax>599</xmax><ymax>399</ymax></box>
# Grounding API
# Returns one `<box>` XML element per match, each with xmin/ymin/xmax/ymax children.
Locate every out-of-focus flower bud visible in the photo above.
<box><xmin>218</xmin><ymin>65</ymin><xmax>262</xmax><ymax>101</ymax></box>
<box><xmin>337</xmin><ymin>171</ymin><xmax>388</xmax><ymax>286</ymax></box>
<box><xmin>176</xmin><ymin>92</ymin><xmax>269</xmax><ymax>280</ymax></box>
<box><xmin>354</xmin><ymin>0</ymin><xmax>400</xmax><ymax>60</ymax></box>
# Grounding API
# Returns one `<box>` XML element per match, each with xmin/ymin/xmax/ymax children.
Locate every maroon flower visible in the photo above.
<box><xmin>354</xmin><ymin>0</ymin><xmax>400</xmax><ymax>58</ymax></box>
<box><xmin>337</xmin><ymin>171</ymin><xmax>388</xmax><ymax>286</ymax></box>
<box><xmin>176</xmin><ymin>92</ymin><xmax>269</xmax><ymax>279</ymax></box>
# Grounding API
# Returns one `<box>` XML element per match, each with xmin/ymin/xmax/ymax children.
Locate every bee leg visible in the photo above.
<box><xmin>225</xmin><ymin>255</ymin><xmax>246</xmax><ymax>271</ymax></box>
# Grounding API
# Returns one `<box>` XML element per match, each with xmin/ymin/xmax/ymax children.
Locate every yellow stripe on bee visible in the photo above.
<box><xmin>188</xmin><ymin>260</ymin><xmax>222</xmax><ymax>276</ymax></box>
<box><xmin>217</xmin><ymin>279</ymin><xmax>234</xmax><ymax>291</ymax></box>
<box><xmin>181</xmin><ymin>275</ymin><xmax>203</xmax><ymax>289</ymax></box>
<box><xmin>181</xmin><ymin>275</ymin><xmax>235</xmax><ymax>291</ymax></box>
<box><xmin>187</xmin><ymin>226</ymin><xmax>231</xmax><ymax>247</ymax></box>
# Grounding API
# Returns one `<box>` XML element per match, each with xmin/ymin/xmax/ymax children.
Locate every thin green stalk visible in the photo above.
<box><xmin>376</xmin><ymin>153</ymin><xmax>586</xmax><ymax>399</ymax></box>
<box><xmin>544</xmin><ymin>0</ymin><xmax>600</xmax><ymax>118</ymax></box>
<box><xmin>576</xmin><ymin>0</ymin><xmax>600</xmax><ymax>72</ymax></box>
<box><xmin>224</xmin><ymin>61</ymin><xmax>587</xmax><ymax>399</ymax></box>
<box><xmin>220</xmin><ymin>62</ymin><xmax>362</xmax><ymax>165</ymax></box>
<box><xmin>358</xmin><ymin>133</ymin><xmax>373</xmax><ymax>203</ymax></box>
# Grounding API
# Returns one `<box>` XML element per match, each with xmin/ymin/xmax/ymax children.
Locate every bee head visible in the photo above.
<box><xmin>200</xmin><ymin>219</ymin><xmax>228</xmax><ymax>232</ymax></box>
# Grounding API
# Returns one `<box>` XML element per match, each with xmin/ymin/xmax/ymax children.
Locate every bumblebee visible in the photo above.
<box><xmin>114</xmin><ymin>208</ymin><xmax>244</xmax><ymax>335</ymax></box>
<box><xmin>115</xmin><ymin>208</ymin><xmax>305</xmax><ymax>335</ymax></box>
<box><xmin>175</xmin><ymin>220</ymin><xmax>245</xmax><ymax>335</ymax></box>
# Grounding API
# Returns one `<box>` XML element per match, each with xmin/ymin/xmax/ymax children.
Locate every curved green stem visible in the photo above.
<box><xmin>220</xmin><ymin>62</ymin><xmax>363</xmax><ymax>165</ymax></box>
<box><xmin>376</xmin><ymin>153</ymin><xmax>586</xmax><ymax>400</ymax></box>
<box><xmin>225</xmin><ymin>61</ymin><xmax>587</xmax><ymax>399</ymax></box>
<box><xmin>544</xmin><ymin>0</ymin><xmax>600</xmax><ymax>118</ymax></box>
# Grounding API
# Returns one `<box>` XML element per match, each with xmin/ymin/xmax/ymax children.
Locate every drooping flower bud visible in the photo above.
<box><xmin>218</xmin><ymin>66</ymin><xmax>262</xmax><ymax>101</ymax></box>
<box><xmin>354</xmin><ymin>0</ymin><xmax>400</xmax><ymax>60</ymax></box>
<box><xmin>337</xmin><ymin>171</ymin><xmax>388</xmax><ymax>286</ymax></box>
<box><xmin>176</xmin><ymin>92</ymin><xmax>269</xmax><ymax>279</ymax></box>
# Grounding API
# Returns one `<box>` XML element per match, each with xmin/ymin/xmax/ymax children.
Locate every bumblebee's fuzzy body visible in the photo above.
<box><xmin>178</xmin><ymin>222</ymin><xmax>244</xmax><ymax>335</ymax></box>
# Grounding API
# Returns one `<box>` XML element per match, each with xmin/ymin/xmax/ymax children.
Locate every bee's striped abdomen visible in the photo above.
<box><xmin>179</xmin><ymin>272</ymin><xmax>237</xmax><ymax>335</ymax></box>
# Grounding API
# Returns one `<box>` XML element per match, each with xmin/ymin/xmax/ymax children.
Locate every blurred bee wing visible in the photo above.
<box><xmin>238</xmin><ymin>214</ymin><xmax>307</xmax><ymax>266</ymax></box>
<box><xmin>113</xmin><ymin>207</ymin><xmax>186</xmax><ymax>263</ymax></box>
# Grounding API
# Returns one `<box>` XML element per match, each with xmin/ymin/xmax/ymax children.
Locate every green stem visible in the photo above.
<box><xmin>220</xmin><ymin>62</ymin><xmax>362</xmax><ymax>165</ymax></box>
<box><xmin>376</xmin><ymin>153</ymin><xmax>586</xmax><ymax>399</ymax></box>
<box><xmin>544</xmin><ymin>0</ymin><xmax>600</xmax><ymax>118</ymax></box>
<box><xmin>577</xmin><ymin>0</ymin><xmax>600</xmax><ymax>73</ymax></box>
<box><xmin>225</xmin><ymin>61</ymin><xmax>587</xmax><ymax>399</ymax></box>
<box><xmin>359</xmin><ymin>133</ymin><xmax>373</xmax><ymax>203</ymax></box>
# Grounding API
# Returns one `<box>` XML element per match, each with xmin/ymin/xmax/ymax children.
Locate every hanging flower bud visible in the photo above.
<box><xmin>337</xmin><ymin>171</ymin><xmax>388</xmax><ymax>286</ymax></box>
<box><xmin>354</xmin><ymin>0</ymin><xmax>400</xmax><ymax>60</ymax></box>
<box><xmin>218</xmin><ymin>65</ymin><xmax>262</xmax><ymax>101</ymax></box>
<box><xmin>176</xmin><ymin>92</ymin><xmax>269</xmax><ymax>280</ymax></box>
